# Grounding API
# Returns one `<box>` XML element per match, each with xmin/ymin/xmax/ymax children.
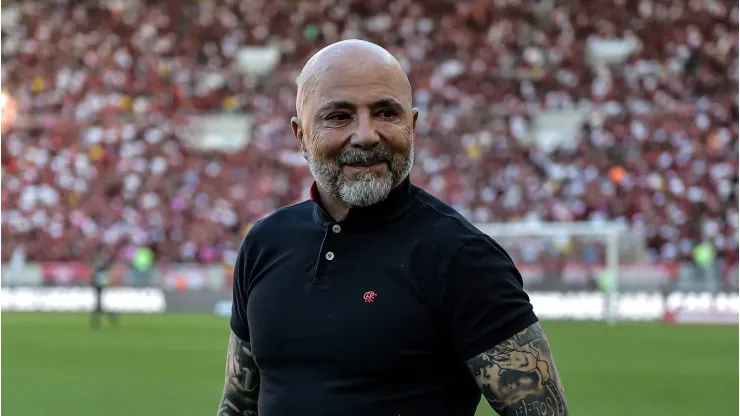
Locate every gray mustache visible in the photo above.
<box><xmin>337</xmin><ymin>147</ymin><xmax>394</xmax><ymax>166</ymax></box>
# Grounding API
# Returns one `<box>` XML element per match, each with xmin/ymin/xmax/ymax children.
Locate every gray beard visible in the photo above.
<box><xmin>307</xmin><ymin>142</ymin><xmax>414</xmax><ymax>208</ymax></box>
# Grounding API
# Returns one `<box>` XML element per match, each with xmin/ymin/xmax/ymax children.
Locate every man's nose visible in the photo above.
<box><xmin>349</xmin><ymin>112</ymin><xmax>381</xmax><ymax>149</ymax></box>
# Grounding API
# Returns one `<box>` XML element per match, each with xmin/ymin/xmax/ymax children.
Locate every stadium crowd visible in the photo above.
<box><xmin>1</xmin><ymin>0</ymin><xmax>737</xmax><ymax>268</ymax></box>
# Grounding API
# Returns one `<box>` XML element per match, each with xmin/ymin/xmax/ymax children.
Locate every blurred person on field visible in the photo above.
<box><xmin>90</xmin><ymin>246</ymin><xmax>118</xmax><ymax>329</ymax></box>
<box><xmin>130</xmin><ymin>245</ymin><xmax>156</xmax><ymax>286</ymax></box>
<box><xmin>8</xmin><ymin>245</ymin><xmax>27</xmax><ymax>287</ymax></box>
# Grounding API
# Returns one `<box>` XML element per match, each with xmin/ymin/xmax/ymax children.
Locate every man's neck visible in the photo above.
<box><xmin>316</xmin><ymin>186</ymin><xmax>350</xmax><ymax>222</ymax></box>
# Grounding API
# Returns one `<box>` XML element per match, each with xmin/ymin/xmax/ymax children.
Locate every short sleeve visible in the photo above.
<box><xmin>441</xmin><ymin>236</ymin><xmax>538</xmax><ymax>361</ymax></box>
<box><xmin>230</xmin><ymin>238</ymin><xmax>251</xmax><ymax>341</ymax></box>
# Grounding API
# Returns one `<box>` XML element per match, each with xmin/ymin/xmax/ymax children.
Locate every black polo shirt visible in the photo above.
<box><xmin>231</xmin><ymin>177</ymin><xmax>537</xmax><ymax>416</ymax></box>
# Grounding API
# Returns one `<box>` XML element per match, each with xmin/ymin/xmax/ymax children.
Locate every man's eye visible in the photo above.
<box><xmin>378</xmin><ymin>109</ymin><xmax>398</xmax><ymax>118</ymax></box>
<box><xmin>327</xmin><ymin>113</ymin><xmax>351</xmax><ymax>120</ymax></box>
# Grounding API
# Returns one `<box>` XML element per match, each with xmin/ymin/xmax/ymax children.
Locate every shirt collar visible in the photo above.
<box><xmin>310</xmin><ymin>176</ymin><xmax>415</xmax><ymax>231</ymax></box>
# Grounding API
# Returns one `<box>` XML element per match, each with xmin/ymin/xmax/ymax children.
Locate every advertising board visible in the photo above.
<box><xmin>1</xmin><ymin>287</ymin><xmax>166</xmax><ymax>313</ymax></box>
<box><xmin>3</xmin><ymin>285</ymin><xmax>735</xmax><ymax>325</ymax></box>
<box><xmin>528</xmin><ymin>291</ymin><xmax>738</xmax><ymax>323</ymax></box>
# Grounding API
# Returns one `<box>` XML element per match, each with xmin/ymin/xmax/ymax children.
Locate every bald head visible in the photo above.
<box><xmin>296</xmin><ymin>40</ymin><xmax>411</xmax><ymax>120</ymax></box>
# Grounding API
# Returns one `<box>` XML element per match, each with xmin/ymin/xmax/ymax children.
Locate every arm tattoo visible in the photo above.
<box><xmin>466</xmin><ymin>322</ymin><xmax>569</xmax><ymax>416</ymax></box>
<box><xmin>217</xmin><ymin>332</ymin><xmax>260</xmax><ymax>416</ymax></box>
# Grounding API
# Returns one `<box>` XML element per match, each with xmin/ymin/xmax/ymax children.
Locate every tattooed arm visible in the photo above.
<box><xmin>217</xmin><ymin>331</ymin><xmax>260</xmax><ymax>416</ymax></box>
<box><xmin>466</xmin><ymin>322</ymin><xmax>569</xmax><ymax>416</ymax></box>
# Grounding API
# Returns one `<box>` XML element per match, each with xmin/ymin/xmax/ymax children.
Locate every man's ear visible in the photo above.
<box><xmin>411</xmin><ymin>108</ymin><xmax>419</xmax><ymax>135</ymax></box>
<box><xmin>291</xmin><ymin>117</ymin><xmax>306</xmax><ymax>154</ymax></box>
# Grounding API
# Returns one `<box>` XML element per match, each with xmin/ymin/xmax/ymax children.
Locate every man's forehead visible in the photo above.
<box><xmin>305</xmin><ymin>66</ymin><xmax>410</xmax><ymax>111</ymax></box>
<box><xmin>316</xmin><ymin>78</ymin><xmax>407</xmax><ymax>104</ymax></box>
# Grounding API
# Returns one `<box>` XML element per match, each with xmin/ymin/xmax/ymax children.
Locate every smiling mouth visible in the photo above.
<box><xmin>346</xmin><ymin>161</ymin><xmax>385</xmax><ymax>168</ymax></box>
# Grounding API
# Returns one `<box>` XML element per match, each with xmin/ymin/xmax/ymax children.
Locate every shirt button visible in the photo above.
<box><xmin>331</xmin><ymin>224</ymin><xmax>342</xmax><ymax>233</ymax></box>
<box><xmin>325</xmin><ymin>251</ymin><xmax>335</xmax><ymax>260</ymax></box>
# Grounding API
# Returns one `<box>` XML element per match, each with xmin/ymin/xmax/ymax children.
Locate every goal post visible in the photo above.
<box><xmin>476</xmin><ymin>221</ymin><xmax>627</xmax><ymax>326</ymax></box>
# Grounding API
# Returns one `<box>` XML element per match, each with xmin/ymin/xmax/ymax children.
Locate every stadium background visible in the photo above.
<box><xmin>1</xmin><ymin>0</ymin><xmax>738</xmax><ymax>415</ymax></box>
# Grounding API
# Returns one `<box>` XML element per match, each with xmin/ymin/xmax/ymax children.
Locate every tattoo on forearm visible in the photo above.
<box><xmin>217</xmin><ymin>332</ymin><xmax>260</xmax><ymax>416</ymax></box>
<box><xmin>466</xmin><ymin>323</ymin><xmax>568</xmax><ymax>416</ymax></box>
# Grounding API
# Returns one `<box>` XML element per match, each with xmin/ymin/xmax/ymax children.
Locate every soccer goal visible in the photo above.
<box><xmin>476</xmin><ymin>221</ymin><xmax>629</xmax><ymax>326</ymax></box>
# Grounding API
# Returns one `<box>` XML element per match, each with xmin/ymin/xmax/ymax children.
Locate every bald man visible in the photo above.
<box><xmin>217</xmin><ymin>40</ymin><xmax>569</xmax><ymax>416</ymax></box>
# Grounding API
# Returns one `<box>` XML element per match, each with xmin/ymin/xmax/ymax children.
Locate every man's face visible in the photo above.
<box><xmin>293</xmin><ymin>62</ymin><xmax>418</xmax><ymax>207</ymax></box>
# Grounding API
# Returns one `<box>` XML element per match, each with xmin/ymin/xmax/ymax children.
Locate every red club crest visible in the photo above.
<box><xmin>363</xmin><ymin>291</ymin><xmax>377</xmax><ymax>303</ymax></box>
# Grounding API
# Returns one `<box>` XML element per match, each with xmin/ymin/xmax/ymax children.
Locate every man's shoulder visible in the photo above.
<box><xmin>404</xmin><ymin>186</ymin><xmax>516</xmax><ymax>298</ymax></box>
<box><xmin>410</xmin><ymin>185</ymin><xmax>488</xmax><ymax>245</ymax></box>
<box><xmin>239</xmin><ymin>200</ymin><xmax>315</xmax><ymax>247</ymax></box>
<box><xmin>251</xmin><ymin>200</ymin><xmax>314</xmax><ymax>231</ymax></box>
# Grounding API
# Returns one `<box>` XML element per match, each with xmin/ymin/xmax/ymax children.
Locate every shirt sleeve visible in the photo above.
<box><xmin>230</xmin><ymin>238</ymin><xmax>251</xmax><ymax>341</ymax></box>
<box><xmin>440</xmin><ymin>236</ymin><xmax>538</xmax><ymax>361</ymax></box>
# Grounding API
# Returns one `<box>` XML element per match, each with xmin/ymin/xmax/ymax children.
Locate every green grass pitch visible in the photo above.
<box><xmin>2</xmin><ymin>313</ymin><xmax>737</xmax><ymax>415</ymax></box>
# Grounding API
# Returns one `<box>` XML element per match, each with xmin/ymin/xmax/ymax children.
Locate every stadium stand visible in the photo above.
<box><xmin>1</xmin><ymin>0</ymin><xmax>737</xmax><ymax>275</ymax></box>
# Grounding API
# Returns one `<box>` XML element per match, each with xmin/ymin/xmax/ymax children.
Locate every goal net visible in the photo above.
<box><xmin>477</xmin><ymin>221</ymin><xmax>634</xmax><ymax>325</ymax></box>
<box><xmin>478</xmin><ymin>221</ymin><xmax>739</xmax><ymax>325</ymax></box>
